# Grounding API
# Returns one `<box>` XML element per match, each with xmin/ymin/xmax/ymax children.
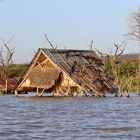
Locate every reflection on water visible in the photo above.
<box><xmin>0</xmin><ymin>93</ymin><xmax>140</xmax><ymax>139</ymax></box>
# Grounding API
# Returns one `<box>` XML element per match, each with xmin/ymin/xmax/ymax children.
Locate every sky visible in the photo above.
<box><xmin>0</xmin><ymin>0</ymin><xmax>140</xmax><ymax>63</ymax></box>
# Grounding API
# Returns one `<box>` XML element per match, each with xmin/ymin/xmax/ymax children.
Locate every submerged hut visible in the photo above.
<box><xmin>0</xmin><ymin>78</ymin><xmax>18</xmax><ymax>94</ymax></box>
<box><xmin>16</xmin><ymin>48</ymin><xmax>117</xmax><ymax>96</ymax></box>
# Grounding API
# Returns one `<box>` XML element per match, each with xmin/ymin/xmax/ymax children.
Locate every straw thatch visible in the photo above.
<box><xmin>16</xmin><ymin>48</ymin><xmax>117</xmax><ymax>96</ymax></box>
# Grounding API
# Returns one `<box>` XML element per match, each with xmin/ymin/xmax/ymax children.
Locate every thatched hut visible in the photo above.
<box><xmin>15</xmin><ymin>48</ymin><xmax>117</xmax><ymax>96</ymax></box>
<box><xmin>0</xmin><ymin>78</ymin><xmax>18</xmax><ymax>94</ymax></box>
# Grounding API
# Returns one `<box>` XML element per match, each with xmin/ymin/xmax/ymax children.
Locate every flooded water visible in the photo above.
<box><xmin>0</xmin><ymin>93</ymin><xmax>140</xmax><ymax>140</ymax></box>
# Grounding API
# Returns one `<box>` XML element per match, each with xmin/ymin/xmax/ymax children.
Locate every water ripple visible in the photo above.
<box><xmin>0</xmin><ymin>94</ymin><xmax>140</xmax><ymax>139</ymax></box>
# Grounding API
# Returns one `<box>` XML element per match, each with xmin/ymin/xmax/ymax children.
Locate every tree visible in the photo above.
<box><xmin>97</xmin><ymin>42</ymin><xmax>126</xmax><ymax>96</ymax></box>
<box><xmin>127</xmin><ymin>7</ymin><xmax>140</xmax><ymax>94</ymax></box>
<box><xmin>0</xmin><ymin>38</ymin><xmax>15</xmax><ymax>78</ymax></box>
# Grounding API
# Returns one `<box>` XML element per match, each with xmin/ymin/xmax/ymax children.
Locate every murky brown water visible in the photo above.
<box><xmin>0</xmin><ymin>93</ymin><xmax>140</xmax><ymax>140</ymax></box>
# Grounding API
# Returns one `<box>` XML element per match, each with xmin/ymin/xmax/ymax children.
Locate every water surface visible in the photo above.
<box><xmin>0</xmin><ymin>93</ymin><xmax>140</xmax><ymax>140</ymax></box>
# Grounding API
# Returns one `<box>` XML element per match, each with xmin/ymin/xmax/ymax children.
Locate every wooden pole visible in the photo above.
<box><xmin>5</xmin><ymin>79</ymin><xmax>7</xmax><ymax>93</ymax></box>
<box><xmin>36</xmin><ymin>87</ymin><xmax>44</xmax><ymax>97</ymax></box>
<box><xmin>36</xmin><ymin>87</ymin><xmax>39</xmax><ymax>96</ymax></box>
<box><xmin>14</xmin><ymin>90</ymin><xmax>18</xmax><ymax>96</ymax></box>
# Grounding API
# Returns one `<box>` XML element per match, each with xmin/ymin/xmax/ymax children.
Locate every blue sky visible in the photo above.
<box><xmin>0</xmin><ymin>0</ymin><xmax>140</xmax><ymax>63</ymax></box>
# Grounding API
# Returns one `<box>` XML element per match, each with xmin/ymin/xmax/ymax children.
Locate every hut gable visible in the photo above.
<box><xmin>16</xmin><ymin>48</ymin><xmax>116</xmax><ymax>96</ymax></box>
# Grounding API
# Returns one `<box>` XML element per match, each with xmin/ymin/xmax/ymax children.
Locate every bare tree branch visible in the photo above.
<box><xmin>114</xmin><ymin>42</ymin><xmax>126</xmax><ymax>57</ymax></box>
<box><xmin>44</xmin><ymin>34</ymin><xmax>55</xmax><ymax>49</ymax></box>
<box><xmin>0</xmin><ymin>37</ymin><xmax>15</xmax><ymax>78</ymax></box>
<box><xmin>90</xmin><ymin>40</ymin><xmax>93</xmax><ymax>51</ymax></box>
<box><xmin>96</xmin><ymin>42</ymin><xmax>126</xmax><ymax>96</ymax></box>
<box><xmin>95</xmin><ymin>49</ymin><xmax>108</xmax><ymax>57</ymax></box>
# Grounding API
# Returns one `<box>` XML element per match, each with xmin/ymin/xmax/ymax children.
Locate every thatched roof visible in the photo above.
<box><xmin>16</xmin><ymin>48</ymin><xmax>116</xmax><ymax>95</ymax></box>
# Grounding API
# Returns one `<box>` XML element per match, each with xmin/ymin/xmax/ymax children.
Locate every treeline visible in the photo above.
<box><xmin>118</xmin><ymin>54</ymin><xmax>138</xmax><ymax>61</ymax></box>
<box><xmin>0</xmin><ymin>64</ymin><xmax>28</xmax><ymax>80</ymax></box>
<box><xmin>106</xmin><ymin>59</ymin><xmax>138</xmax><ymax>93</ymax></box>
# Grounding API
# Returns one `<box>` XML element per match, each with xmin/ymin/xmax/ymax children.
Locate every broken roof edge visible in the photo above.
<box><xmin>40</xmin><ymin>48</ymin><xmax>98</xmax><ymax>53</ymax></box>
